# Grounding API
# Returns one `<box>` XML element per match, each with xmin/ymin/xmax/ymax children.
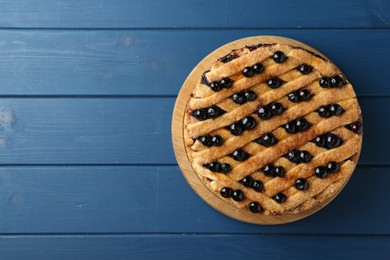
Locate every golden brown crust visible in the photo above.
<box><xmin>183</xmin><ymin>43</ymin><xmax>362</xmax><ymax>215</ymax></box>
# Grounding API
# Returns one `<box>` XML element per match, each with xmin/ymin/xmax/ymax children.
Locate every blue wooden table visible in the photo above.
<box><xmin>0</xmin><ymin>1</ymin><xmax>389</xmax><ymax>259</ymax></box>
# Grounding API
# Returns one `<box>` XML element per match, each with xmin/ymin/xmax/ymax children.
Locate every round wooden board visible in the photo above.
<box><xmin>172</xmin><ymin>36</ymin><xmax>354</xmax><ymax>224</ymax></box>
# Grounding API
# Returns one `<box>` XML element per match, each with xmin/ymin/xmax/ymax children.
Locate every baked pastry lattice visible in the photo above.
<box><xmin>183</xmin><ymin>42</ymin><xmax>362</xmax><ymax>216</ymax></box>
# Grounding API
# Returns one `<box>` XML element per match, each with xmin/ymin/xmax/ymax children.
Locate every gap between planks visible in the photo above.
<box><xmin>1</xmin><ymin>233</ymin><xmax>390</xmax><ymax>238</ymax></box>
<box><xmin>0</xmin><ymin>27</ymin><xmax>389</xmax><ymax>31</ymax></box>
<box><xmin>0</xmin><ymin>95</ymin><xmax>385</xmax><ymax>99</ymax></box>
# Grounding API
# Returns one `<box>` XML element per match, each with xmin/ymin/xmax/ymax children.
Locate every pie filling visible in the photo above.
<box><xmin>184</xmin><ymin>43</ymin><xmax>362</xmax><ymax>215</ymax></box>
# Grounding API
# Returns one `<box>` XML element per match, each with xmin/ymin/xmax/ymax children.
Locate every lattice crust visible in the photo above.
<box><xmin>183</xmin><ymin>43</ymin><xmax>362</xmax><ymax>215</ymax></box>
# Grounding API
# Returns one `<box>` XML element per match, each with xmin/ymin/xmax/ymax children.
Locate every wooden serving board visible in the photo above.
<box><xmin>172</xmin><ymin>36</ymin><xmax>352</xmax><ymax>224</ymax></box>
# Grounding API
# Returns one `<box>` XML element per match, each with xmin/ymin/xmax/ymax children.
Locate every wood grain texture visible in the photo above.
<box><xmin>172</xmin><ymin>35</ymin><xmax>362</xmax><ymax>224</ymax></box>
<box><xmin>0</xmin><ymin>0</ymin><xmax>388</xmax><ymax>29</ymax></box>
<box><xmin>0</xmin><ymin>30</ymin><xmax>387</xmax><ymax>96</ymax></box>
<box><xmin>0</xmin><ymin>0</ymin><xmax>388</xmax><ymax>258</ymax></box>
<box><xmin>0</xmin><ymin>97</ymin><xmax>381</xmax><ymax>165</ymax></box>
<box><xmin>1</xmin><ymin>166</ymin><xmax>389</xmax><ymax>234</ymax></box>
<box><xmin>0</xmin><ymin>98</ymin><xmax>175</xmax><ymax>164</ymax></box>
<box><xmin>0</xmin><ymin>234</ymin><xmax>389</xmax><ymax>260</ymax></box>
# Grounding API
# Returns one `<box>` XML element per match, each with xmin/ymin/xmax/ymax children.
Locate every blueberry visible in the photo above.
<box><xmin>327</xmin><ymin>161</ymin><xmax>340</xmax><ymax>173</ymax></box>
<box><xmin>207</xmin><ymin>106</ymin><xmax>224</xmax><ymax>119</ymax></box>
<box><xmin>242</xmin><ymin>67</ymin><xmax>253</xmax><ymax>77</ymax></box>
<box><xmin>298</xmin><ymin>89</ymin><xmax>311</xmax><ymax>101</ymax></box>
<box><xmin>198</xmin><ymin>135</ymin><xmax>212</xmax><ymax>147</ymax></box>
<box><xmin>244</xmin><ymin>90</ymin><xmax>257</xmax><ymax>101</ymax></box>
<box><xmin>273</xmin><ymin>166</ymin><xmax>285</xmax><ymax>177</ymax></box>
<box><xmin>346</xmin><ymin>121</ymin><xmax>362</xmax><ymax>134</ymax></box>
<box><xmin>295</xmin><ymin>178</ymin><xmax>308</xmax><ymax>190</ymax></box>
<box><xmin>229</xmin><ymin>122</ymin><xmax>244</xmax><ymax>136</ymax></box>
<box><xmin>318</xmin><ymin>106</ymin><xmax>331</xmax><ymax>118</ymax></box>
<box><xmin>232</xmin><ymin>190</ymin><xmax>244</xmax><ymax>201</ymax></box>
<box><xmin>231</xmin><ymin>149</ymin><xmax>249</xmax><ymax>161</ymax></box>
<box><xmin>273</xmin><ymin>51</ymin><xmax>287</xmax><ymax>63</ymax></box>
<box><xmin>284</xmin><ymin>122</ymin><xmax>297</xmax><ymax>134</ymax></box>
<box><xmin>256</xmin><ymin>132</ymin><xmax>278</xmax><ymax>147</ymax></box>
<box><xmin>285</xmin><ymin>150</ymin><xmax>301</xmax><ymax>164</ymax></box>
<box><xmin>252</xmin><ymin>180</ymin><xmax>263</xmax><ymax>192</ymax></box>
<box><xmin>220</xmin><ymin>187</ymin><xmax>233</xmax><ymax>198</ymax></box>
<box><xmin>329</xmin><ymin>104</ymin><xmax>344</xmax><ymax>116</ymax></box>
<box><xmin>270</xmin><ymin>102</ymin><xmax>284</xmax><ymax>115</ymax></box>
<box><xmin>240</xmin><ymin>176</ymin><xmax>254</xmax><ymax>187</ymax></box>
<box><xmin>319</xmin><ymin>77</ymin><xmax>331</xmax><ymax>88</ymax></box>
<box><xmin>241</xmin><ymin>116</ymin><xmax>257</xmax><ymax>130</ymax></box>
<box><xmin>297</xmin><ymin>64</ymin><xmax>312</xmax><ymax>74</ymax></box>
<box><xmin>262</xmin><ymin>164</ymin><xmax>275</xmax><ymax>176</ymax></box>
<box><xmin>246</xmin><ymin>44</ymin><xmax>263</xmax><ymax>51</ymax></box>
<box><xmin>252</xmin><ymin>63</ymin><xmax>264</xmax><ymax>74</ymax></box>
<box><xmin>326</xmin><ymin>133</ymin><xmax>343</xmax><ymax>149</ymax></box>
<box><xmin>330</xmin><ymin>75</ymin><xmax>344</xmax><ymax>88</ymax></box>
<box><xmin>201</xmin><ymin>70</ymin><xmax>210</xmax><ymax>85</ymax></box>
<box><xmin>288</xmin><ymin>91</ymin><xmax>299</xmax><ymax>103</ymax></box>
<box><xmin>220</xmin><ymin>163</ymin><xmax>232</xmax><ymax>173</ymax></box>
<box><xmin>315</xmin><ymin>166</ymin><xmax>328</xmax><ymax>178</ymax></box>
<box><xmin>267</xmin><ymin>77</ymin><xmax>283</xmax><ymax>89</ymax></box>
<box><xmin>204</xmin><ymin>161</ymin><xmax>220</xmax><ymax>172</ymax></box>
<box><xmin>315</xmin><ymin>135</ymin><xmax>326</xmax><ymax>147</ymax></box>
<box><xmin>220</xmin><ymin>77</ymin><xmax>233</xmax><ymax>89</ymax></box>
<box><xmin>191</xmin><ymin>109</ymin><xmax>208</xmax><ymax>121</ymax></box>
<box><xmin>211</xmin><ymin>135</ymin><xmax>223</xmax><ymax>146</ymax></box>
<box><xmin>257</xmin><ymin>106</ymin><xmax>272</xmax><ymax>120</ymax></box>
<box><xmin>273</xmin><ymin>192</ymin><xmax>287</xmax><ymax>203</ymax></box>
<box><xmin>295</xmin><ymin>118</ymin><xmax>310</xmax><ymax>132</ymax></box>
<box><xmin>220</xmin><ymin>53</ymin><xmax>238</xmax><ymax>63</ymax></box>
<box><xmin>249</xmin><ymin>201</ymin><xmax>263</xmax><ymax>213</ymax></box>
<box><xmin>299</xmin><ymin>150</ymin><xmax>312</xmax><ymax>163</ymax></box>
<box><xmin>209</xmin><ymin>81</ymin><xmax>222</xmax><ymax>91</ymax></box>
<box><xmin>231</xmin><ymin>93</ymin><xmax>246</xmax><ymax>105</ymax></box>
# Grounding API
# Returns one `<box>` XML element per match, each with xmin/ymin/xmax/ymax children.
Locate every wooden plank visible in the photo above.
<box><xmin>0</xmin><ymin>0</ymin><xmax>388</xmax><ymax>29</ymax></box>
<box><xmin>0</xmin><ymin>98</ymin><xmax>174</xmax><ymax>164</ymax></box>
<box><xmin>0</xmin><ymin>234</ymin><xmax>389</xmax><ymax>260</ymax></box>
<box><xmin>0</xmin><ymin>165</ymin><xmax>388</xmax><ymax>234</ymax></box>
<box><xmin>0</xmin><ymin>29</ymin><xmax>387</xmax><ymax>96</ymax></box>
<box><xmin>8</xmin><ymin>97</ymin><xmax>177</xmax><ymax>165</ymax></box>
<box><xmin>0</xmin><ymin>97</ymin><xmax>380</xmax><ymax>165</ymax></box>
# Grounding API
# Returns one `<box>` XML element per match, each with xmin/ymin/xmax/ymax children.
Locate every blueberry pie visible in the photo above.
<box><xmin>180</xmin><ymin>38</ymin><xmax>362</xmax><ymax>217</ymax></box>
